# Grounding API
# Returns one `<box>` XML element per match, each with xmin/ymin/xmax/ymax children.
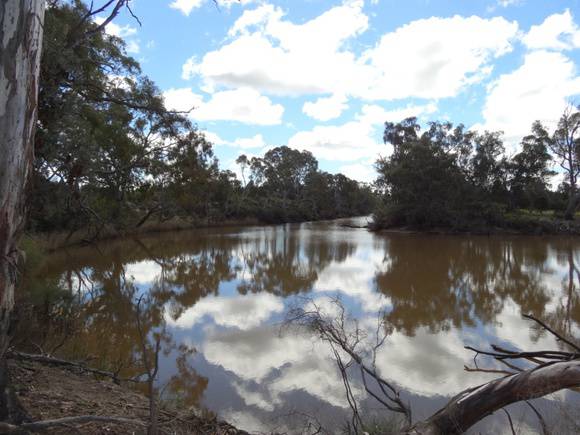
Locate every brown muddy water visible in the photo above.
<box><xmin>18</xmin><ymin>217</ymin><xmax>580</xmax><ymax>434</ymax></box>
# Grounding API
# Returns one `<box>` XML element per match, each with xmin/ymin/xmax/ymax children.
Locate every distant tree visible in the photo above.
<box><xmin>376</xmin><ymin>118</ymin><xmax>475</xmax><ymax>228</ymax></box>
<box><xmin>545</xmin><ymin>105</ymin><xmax>580</xmax><ymax>219</ymax></box>
<box><xmin>509</xmin><ymin>121</ymin><xmax>554</xmax><ymax>210</ymax></box>
<box><xmin>235</xmin><ymin>154</ymin><xmax>249</xmax><ymax>187</ymax></box>
<box><xmin>470</xmin><ymin>130</ymin><xmax>507</xmax><ymax>199</ymax></box>
<box><xmin>383</xmin><ymin>117</ymin><xmax>420</xmax><ymax>153</ymax></box>
<box><xmin>250</xmin><ymin>146</ymin><xmax>318</xmax><ymax>218</ymax></box>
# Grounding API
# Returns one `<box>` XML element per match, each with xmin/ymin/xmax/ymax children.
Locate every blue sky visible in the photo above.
<box><xmin>101</xmin><ymin>0</ymin><xmax>580</xmax><ymax>183</ymax></box>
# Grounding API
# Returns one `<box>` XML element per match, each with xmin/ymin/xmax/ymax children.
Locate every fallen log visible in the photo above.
<box><xmin>406</xmin><ymin>359</ymin><xmax>580</xmax><ymax>434</ymax></box>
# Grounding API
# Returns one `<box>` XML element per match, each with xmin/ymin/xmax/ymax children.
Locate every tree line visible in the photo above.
<box><xmin>373</xmin><ymin>108</ymin><xmax>580</xmax><ymax>231</ymax></box>
<box><xmin>29</xmin><ymin>0</ymin><xmax>375</xmax><ymax>237</ymax></box>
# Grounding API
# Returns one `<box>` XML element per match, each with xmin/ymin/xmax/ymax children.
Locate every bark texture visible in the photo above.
<box><xmin>406</xmin><ymin>360</ymin><xmax>580</xmax><ymax>435</ymax></box>
<box><xmin>0</xmin><ymin>0</ymin><xmax>45</xmax><ymax>422</ymax></box>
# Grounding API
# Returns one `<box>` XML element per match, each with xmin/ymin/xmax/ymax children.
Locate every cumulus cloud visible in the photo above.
<box><xmin>165</xmin><ymin>292</ymin><xmax>284</xmax><ymax>330</ymax></box>
<box><xmin>184</xmin><ymin>4</ymin><xmax>517</xmax><ymax>101</ymax></box>
<box><xmin>169</xmin><ymin>0</ymin><xmax>204</xmax><ymax>16</ymax></box>
<box><xmin>170</xmin><ymin>0</ymin><xmax>258</xmax><ymax>15</ymax></box>
<box><xmin>94</xmin><ymin>16</ymin><xmax>140</xmax><ymax>52</ymax></box>
<box><xmin>287</xmin><ymin>102</ymin><xmax>436</xmax><ymax>162</ymax></box>
<box><xmin>337</xmin><ymin>162</ymin><xmax>376</xmax><ymax>183</ymax></box>
<box><xmin>497</xmin><ymin>0</ymin><xmax>523</xmax><ymax>7</ymax></box>
<box><xmin>522</xmin><ymin>9</ymin><xmax>580</xmax><ymax>51</ymax></box>
<box><xmin>185</xmin><ymin>1</ymin><xmax>371</xmax><ymax>96</ymax></box>
<box><xmin>94</xmin><ymin>16</ymin><xmax>137</xmax><ymax>38</ymax></box>
<box><xmin>478</xmin><ymin>50</ymin><xmax>580</xmax><ymax>146</ymax></box>
<box><xmin>232</xmin><ymin>133</ymin><xmax>267</xmax><ymax>149</ymax></box>
<box><xmin>125</xmin><ymin>40</ymin><xmax>140</xmax><ymax>54</ymax></box>
<box><xmin>359</xmin><ymin>15</ymin><xmax>518</xmax><ymax>100</ymax></box>
<box><xmin>203</xmin><ymin>131</ymin><xmax>267</xmax><ymax>149</ymax></box>
<box><xmin>182</xmin><ymin>56</ymin><xmax>199</xmax><ymax>80</ymax></box>
<box><xmin>313</xmin><ymin>257</ymin><xmax>391</xmax><ymax>312</ymax></box>
<box><xmin>202</xmin><ymin>326</ymin><xmax>357</xmax><ymax>408</ymax></box>
<box><xmin>163</xmin><ymin>87</ymin><xmax>204</xmax><ymax>112</ymax></box>
<box><xmin>302</xmin><ymin>94</ymin><xmax>349</xmax><ymax>121</ymax></box>
<box><xmin>125</xmin><ymin>261</ymin><xmax>162</xmax><ymax>284</ymax></box>
<box><xmin>163</xmin><ymin>87</ymin><xmax>284</xmax><ymax>125</ymax></box>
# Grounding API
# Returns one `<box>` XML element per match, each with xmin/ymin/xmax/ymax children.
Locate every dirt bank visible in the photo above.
<box><xmin>8</xmin><ymin>359</ymin><xmax>247</xmax><ymax>434</ymax></box>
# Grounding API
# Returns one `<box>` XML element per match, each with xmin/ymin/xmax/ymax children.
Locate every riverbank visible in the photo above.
<box><xmin>27</xmin><ymin>215</ymin><xmax>371</xmax><ymax>252</ymax></box>
<box><xmin>8</xmin><ymin>358</ymin><xmax>247</xmax><ymax>435</ymax></box>
<box><xmin>27</xmin><ymin>217</ymin><xmax>265</xmax><ymax>252</ymax></box>
<box><xmin>370</xmin><ymin>213</ymin><xmax>580</xmax><ymax>236</ymax></box>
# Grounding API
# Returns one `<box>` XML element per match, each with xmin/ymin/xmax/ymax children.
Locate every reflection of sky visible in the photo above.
<box><xmin>54</xmin><ymin>221</ymin><xmax>580</xmax><ymax>434</ymax></box>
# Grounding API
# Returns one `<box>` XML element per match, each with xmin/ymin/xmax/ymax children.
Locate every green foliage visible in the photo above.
<box><xmin>29</xmin><ymin>2</ymin><xmax>374</xmax><ymax>236</ymax></box>
<box><xmin>374</xmin><ymin>117</ymin><xmax>558</xmax><ymax>230</ymax></box>
<box><xmin>238</xmin><ymin>146</ymin><xmax>375</xmax><ymax>223</ymax></box>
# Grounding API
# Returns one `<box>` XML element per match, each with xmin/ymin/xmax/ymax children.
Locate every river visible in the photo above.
<box><xmin>20</xmin><ymin>217</ymin><xmax>580</xmax><ymax>434</ymax></box>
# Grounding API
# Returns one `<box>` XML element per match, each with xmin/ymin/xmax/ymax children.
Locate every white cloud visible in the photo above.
<box><xmin>186</xmin><ymin>6</ymin><xmax>517</xmax><ymax>101</ymax></box>
<box><xmin>126</xmin><ymin>261</ymin><xmax>162</xmax><ymax>284</ymax></box>
<box><xmin>204</xmin><ymin>132</ymin><xmax>267</xmax><ymax>149</ymax></box>
<box><xmin>302</xmin><ymin>94</ymin><xmax>348</xmax><ymax>121</ymax></box>
<box><xmin>170</xmin><ymin>0</ymin><xmax>258</xmax><ymax>16</ymax></box>
<box><xmin>165</xmin><ymin>292</ymin><xmax>284</xmax><ymax>330</ymax></box>
<box><xmin>313</xmin><ymin>257</ymin><xmax>390</xmax><ymax>311</ymax></box>
<box><xmin>94</xmin><ymin>16</ymin><xmax>140</xmax><ymax>54</ymax></box>
<box><xmin>360</xmin><ymin>15</ymin><xmax>518</xmax><ymax>100</ymax></box>
<box><xmin>182</xmin><ymin>56</ymin><xmax>199</xmax><ymax>80</ymax></box>
<box><xmin>287</xmin><ymin>102</ymin><xmax>436</xmax><ymax>162</ymax></box>
<box><xmin>338</xmin><ymin>162</ymin><xmax>376</xmax><ymax>183</ymax></box>
<box><xmin>169</xmin><ymin>0</ymin><xmax>204</xmax><ymax>16</ymax></box>
<box><xmin>163</xmin><ymin>87</ymin><xmax>284</xmax><ymax>125</ymax></box>
<box><xmin>497</xmin><ymin>0</ymin><xmax>523</xmax><ymax>7</ymax></box>
<box><xmin>187</xmin><ymin>1</ymin><xmax>371</xmax><ymax>96</ymax></box>
<box><xmin>197</xmin><ymin>88</ymin><xmax>284</xmax><ymax>125</ymax></box>
<box><xmin>125</xmin><ymin>39</ymin><xmax>140</xmax><ymax>54</ymax></box>
<box><xmin>487</xmin><ymin>0</ymin><xmax>524</xmax><ymax>12</ymax></box>
<box><xmin>163</xmin><ymin>87</ymin><xmax>204</xmax><ymax>112</ymax></box>
<box><xmin>288</xmin><ymin>119</ymin><xmax>383</xmax><ymax>162</ymax></box>
<box><xmin>478</xmin><ymin>50</ymin><xmax>580</xmax><ymax>146</ymax></box>
<box><xmin>94</xmin><ymin>17</ymin><xmax>137</xmax><ymax>38</ymax></box>
<box><xmin>232</xmin><ymin>133</ymin><xmax>267</xmax><ymax>149</ymax></box>
<box><xmin>522</xmin><ymin>9</ymin><xmax>580</xmax><ymax>51</ymax></box>
<box><xmin>202</xmin><ymin>326</ymin><xmax>358</xmax><ymax>408</ymax></box>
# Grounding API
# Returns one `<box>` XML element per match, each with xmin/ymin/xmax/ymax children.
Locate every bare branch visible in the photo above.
<box><xmin>523</xmin><ymin>314</ymin><xmax>580</xmax><ymax>352</ymax></box>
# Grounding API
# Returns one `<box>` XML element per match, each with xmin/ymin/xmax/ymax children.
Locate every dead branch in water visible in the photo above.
<box><xmin>286</xmin><ymin>299</ymin><xmax>580</xmax><ymax>435</ymax></box>
<box><xmin>286</xmin><ymin>297</ymin><xmax>411</xmax><ymax>433</ymax></box>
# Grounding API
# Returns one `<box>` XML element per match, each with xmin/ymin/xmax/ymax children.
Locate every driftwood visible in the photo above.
<box><xmin>406</xmin><ymin>360</ymin><xmax>580</xmax><ymax>434</ymax></box>
<box><xmin>287</xmin><ymin>298</ymin><xmax>580</xmax><ymax>435</ymax></box>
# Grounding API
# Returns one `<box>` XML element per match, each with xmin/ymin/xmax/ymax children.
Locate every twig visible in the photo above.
<box><xmin>525</xmin><ymin>401</ymin><xmax>551</xmax><ymax>435</ymax></box>
<box><xmin>502</xmin><ymin>408</ymin><xmax>516</xmax><ymax>435</ymax></box>
<box><xmin>523</xmin><ymin>314</ymin><xmax>580</xmax><ymax>352</ymax></box>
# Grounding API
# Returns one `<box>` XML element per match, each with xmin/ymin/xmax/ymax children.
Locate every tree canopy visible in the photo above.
<box><xmin>373</xmin><ymin>111</ymin><xmax>578</xmax><ymax>231</ymax></box>
<box><xmin>29</xmin><ymin>1</ymin><xmax>374</xmax><ymax>237</ymax></box>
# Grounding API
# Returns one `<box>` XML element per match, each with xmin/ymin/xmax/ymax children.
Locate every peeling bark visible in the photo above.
<box><xmin>0</xmin><ymin>0</ymin><xmax>45</xmax><ymax>422</ymax></box>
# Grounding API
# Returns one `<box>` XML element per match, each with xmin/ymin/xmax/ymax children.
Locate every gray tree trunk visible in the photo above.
<box><xmin>0</xmin><ymin>0</ymin><xmax>45</xmax><ymax>420</ymax></box>
<box><xmin>406</xmin><ymin>359</ymin><xmax>580</xmax><ymax>435</ymax></box>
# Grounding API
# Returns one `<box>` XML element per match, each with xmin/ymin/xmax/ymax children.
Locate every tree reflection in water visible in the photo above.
<box><xmin>14</xmin><ymin>223</ymin><xmax>580</xmax><ymax>432</ymax></box>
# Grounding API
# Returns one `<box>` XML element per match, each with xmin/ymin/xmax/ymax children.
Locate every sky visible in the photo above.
<box><xmin>101</xmin><ymin>0</ymin><xmax>580</xmax><ymax>183</ymax></box>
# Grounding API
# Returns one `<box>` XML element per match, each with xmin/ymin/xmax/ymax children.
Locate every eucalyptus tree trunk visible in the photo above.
<box><xmin>0</xmin><ymin>0</ymin><xmax>45</xmax><ymax>419</ymax></box>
